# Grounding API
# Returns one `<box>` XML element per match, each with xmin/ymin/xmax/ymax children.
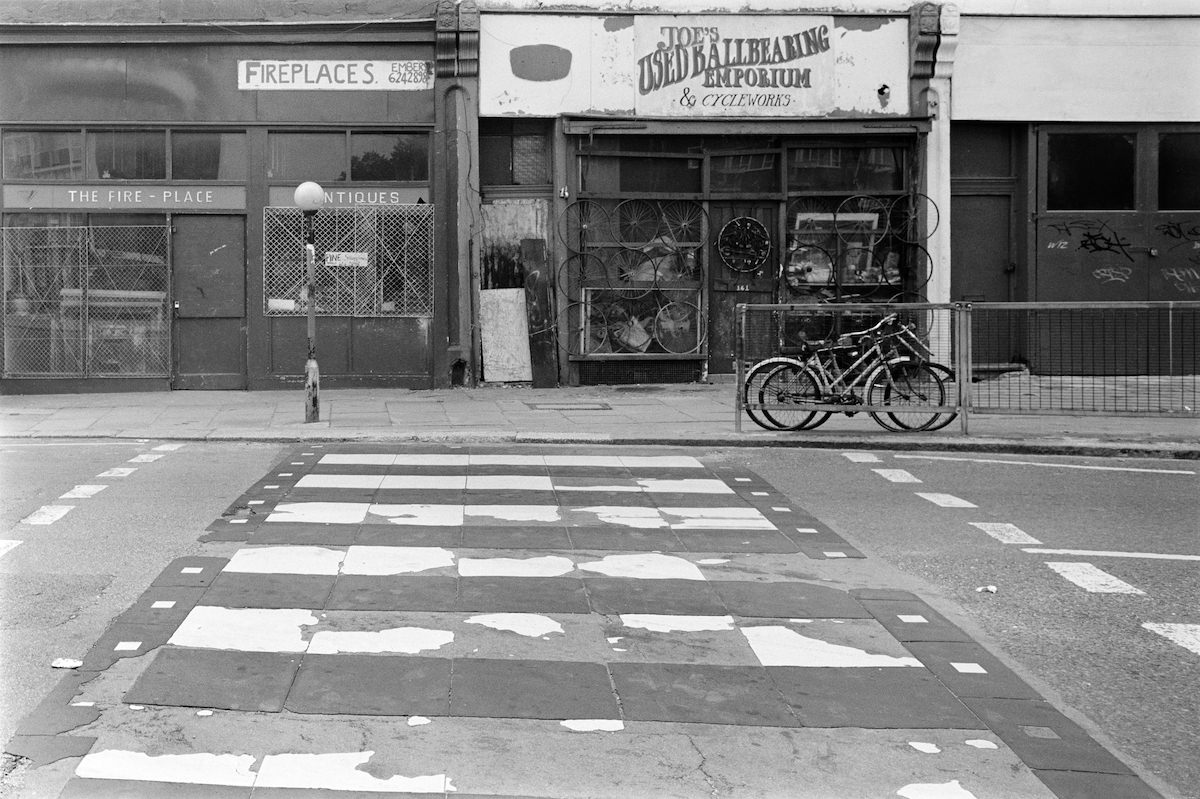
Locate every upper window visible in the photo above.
<box><xmin>2</xmin><ymin>131</ymin><xmax>84</xmax><ymax>180</ymax></box>
<box><xmin>268</xmin><ymin>131</ymin><xmax>430</xmax><ymax>183</ymax></box>
<box><xmin>479</xmin><ymin>119</ymin><xmax>550</xmax><ymax>186</ymax></box>
<box><xmin>87</xmin><ymin>130</ymin><xmax>166</xmax><ymax>180</ymax></box>
<box><xmin>1046</xmin><ymin>133</ymin><xmax>1135</xmax><ymax>210</ymax></box>
<box><xmin>788</xmin><ymin>147</ymin><xmax>906</xmax><ymax>193</ymax></box>
<box><xmin>1159</xmin><ymin>133</ymin><xmax>1200</xmax><ymax>210</ymax></box>
<box><xmin>172</xmin><ymin>132</ymin><xmax>247</xmax><ymax>181</ymax></box>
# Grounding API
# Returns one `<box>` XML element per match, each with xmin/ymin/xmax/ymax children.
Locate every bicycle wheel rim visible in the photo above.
<box><xmin>920</xmin><ymin>362</ymin><xmax>959</xmax><ymax>432</ymax></box>
<box><xmin>869</xmin><ymin>361</ymin><xmax>945</xmax><ymax>431</ymax></box>
<box><xmin>760</xmin><ymin>365</ymin><xmax>825</xmax><ymax>431</ymax></box>
<box><xmin>556</xmin><ymin>200</ymin><xmax>610</xmax><ymax>253</ymax></box>
<box><xmin>614</xmin><ymin>199</ymin><xmax>661</xmax><ymax>249</ymax></box>
<box><xmin>743</xmin><ymin>362</ymin><xmax>791</xmax><ymax>430</ymax></box>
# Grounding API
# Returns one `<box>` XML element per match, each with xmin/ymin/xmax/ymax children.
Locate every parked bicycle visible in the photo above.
<box><xmin>743</xmin><ymin>313</ymin><xmax>957</xmax><ymax>432</ymax></box>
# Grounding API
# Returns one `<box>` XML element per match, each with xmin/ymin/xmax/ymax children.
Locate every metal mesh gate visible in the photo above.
<box><xmin>263</xmin><ymin>205</ymin><xmax>434</xmax><ymax>318</ymax></box>
<box><xmin>2</xmin><ymin>225</ymin><xmax>169</xmax><ymax>377</ymax></box>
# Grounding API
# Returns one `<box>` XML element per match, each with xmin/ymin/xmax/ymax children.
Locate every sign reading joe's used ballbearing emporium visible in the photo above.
<box><xmin>635</xmin><ymin>16</ymin><xmax>835</xmax><ymax>116</ymax></box>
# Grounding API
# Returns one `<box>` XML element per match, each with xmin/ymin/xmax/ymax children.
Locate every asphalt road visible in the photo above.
<box><xmin>1</xmin><ymin>439</ymin><xmax>1194</xmax><ymax>798</ymax></box>
<box><xmin>0</xmin><ymin>439</ymin><xmax>287</xmax><ymax>749</ymax></box>
<box><xmin>737</xmin><ymin>446</ymin><xmax>1199</xmax><ymax>799</ymax></box>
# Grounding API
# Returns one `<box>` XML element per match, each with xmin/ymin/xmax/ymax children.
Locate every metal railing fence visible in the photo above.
<box><xmin>736</xmin><ymin>301</ymin><xmax>1200</xmax><ymax>433</ymax></box>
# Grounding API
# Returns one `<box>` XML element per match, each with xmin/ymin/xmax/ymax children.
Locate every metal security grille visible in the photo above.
<box><xmin>2</xmin><ymin>225</ymin><xmax>169</xmax><ymax>377</ymax></box>
<box><xmin>263</xmin><ymin>205</ymin><xmax>434</xmax><ymax>318</ymax></box>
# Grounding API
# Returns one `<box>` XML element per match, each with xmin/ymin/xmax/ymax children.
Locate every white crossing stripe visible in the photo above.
<box><xmin>915</xmin><ymin>492</ymin><xmax>977</xmax><ymax>508</ymax></box>
<box><xmin>969</xmin><ymin>522</ymin><xmax>1042</xmax><ymax>545</ymax></box>
<box><xmin>60</xmin><ymin>484</ymin><xmax>107</xmax><ymax>499</ymax></box>
<box><xmin>0</xmin><ymin>540</ymin><xmax>22</xmax><ymax>559</ymax></box>
<box><xmin>1045</xmin><ymin>562</ymin><xmax>1145</xmax><ymax>595</ymax></box>
<box><xmin>97</xmin><ymin>467</ymin><xmax>137</xmax><ymax>478</ymax></box>
<box><xmin>153</xmin><ymin>443</ymin><xmax>186</xmax><ymax>451</ymax></box>
<box><xmin>1023</xmin><ymin>548</ymin><xmax>1200</xmax><ymax>562</ymax></box>
<box><xmin>1142</xmin><ymin>623</ymin><xmax>1200</xmax><ymax>656</ymax></box>
<box><xmin>842</xmin><ymin>452</ymin><xmax>882</xmax><ymax>463</ymax></box>
<box><xmin>317</xmin><ymin>453</ymin><xmax>704</xmax><ymax>468</ymax></box>
<box><xmin>871</xmin><ymin>469</ymin><xmax>922</xmax><ymax>483</ymax></box>
<box><xmin>21</xmin><ymin>505</ymin><xmax>74</xmax><ymax>525</ymax></box>
<box><xmin>895</xmin><ymin>454</ymin><xmax>1195</xmax><ymax>476</ymax></box>
<box><xmin>128</xmin><ymin>453</ymin><xmax>164</xmax><ymax>463</ymax></box>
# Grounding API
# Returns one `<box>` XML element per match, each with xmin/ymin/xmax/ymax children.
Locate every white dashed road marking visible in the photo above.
<box><xmin>21</xmin><ymin>505</ymin><xmax>74</xmax><ymax>525</ymax></box>
<box><xmin>1142</xmin><ymin>623</ymin><xmax>1200</xmax><ymax>656</ymax></box>
<box><xmin>1023</xmin><ymin>548</ymin><xmax>1200</xmax><ymax>562</ymax></box>
<box><xmin>969</xmin><ymin>523</ymin><xmax>1042</xmax><ymax>545</ymax></box>
<box><xmin>894</xmin><ymin>454</ymin><xmax>1195</xmax><ymax>475</ymax></box>
<box><xmin>842</xmin><ymin>452</ymin><xmax>882</xmax><ymax>463</ymax></box>
<box><xmin>60</xmin><ymin>484</ymin><xmax>107</xmax><ymax>499</ymax></box>
<box><xmin>97</xmin><ymin>467</ymin><xmax>137</xmax><ymax>478</ymax></box>
<box><xmin>915</xmin><ymin>492</ymin><xmax>977</xmax><ymax>508</ymax></box>
<box><xmin>1045</xmin><ymin>562</ymin><xmax>1145</xmax><ymax>595</ymax></box>
<box><xmin>871</xmin><ymin>469</ymin><xmax>922</xmax><ymax>483</ymax></box>
<box><xmin>129</xmin><ymin>453</ymin><xmax>164</xmax><ymax>463</ymax></box>
<box><xmin>0</xmin><ymin>540</ymin><xmax>22</xmax><ymax>559</ymax></box>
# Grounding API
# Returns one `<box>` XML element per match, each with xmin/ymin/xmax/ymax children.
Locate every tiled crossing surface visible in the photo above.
<box><xmin>10</xmin><ymin>446</ymin><xmax>1163</xmax><ymax>798</ymax></box>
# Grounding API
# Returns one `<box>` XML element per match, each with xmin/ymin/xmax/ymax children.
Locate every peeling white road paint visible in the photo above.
<box><xmin>636</xmin><ymin>478</ymin><xmax>733</xmax><ymax>494</ymax></box>
<box><xmin>76</xmin><ymin>750</ymin><xmax>256</xmax><ymax>786</ymax></box>
<box><xmin>576</xmin><ymin>506</ymin><xmax>666</xmax><ymax>528</ymax></box>
<box><xmin>842</xmin><ymin>452</ymin><xmax>881</xmax><ymax>463</ymax></box>
<box><xmin>964</xmin><ymin>739</ymin><xmax>999</xmax><ymax>750</ymax></box>
<box><xmin>408</xmin><ymin>716</ymin><xmax>432</xmax><ymax>726</ymax></box>
<box><xmin>97</xmin><ymin>467</ymin><xmax>137</xmax><ymax>477</ymax></box>
<box><xmin>1143</xmin><ymin>623</ymin><xmax>1200</xmax><ymax>656</ymax></box>
<box><xmin>968</xmin><ymin>522</ymin><xmax>1042</xmax><ymax>545</ymax></box>
<box><xmin>662</xmin><ymin>506</ymin><xmax>775</xmax><ymax>529</ymax></box>
<box><xmin>561</xmin><ymin>719</ymin><xmax>625</xmax><ymax>732</ymax></box>
<box><xmin>468</xmin><ymin>475</ymin><xmax>554</xmax><ymax>491</ymax></box>
<box><xmin>741</xmin><ymin>626</ymin><xmax>922</xmax><ymax>668</ymax></box>
<box><xmin>341</xmin><ymin>546</ymin><xmax>455</xmax><ymax>575</ymax></box>
<box><xmin>1045</xmin><ymin>562</ymin><xmax>1145</xmax><ymax>595</ymax></box>
<box><xmin>256</xmin><ymin>752</ymin><xmax>455</xmax><ymax>793</ymax></box>
<box><xmin>897</xmin><ymin>779</ymin><xmax>979</xmax><ymax>799</ymax></box>
<box><xmin>466</xmin><ymin>613</ymin><xmax>564</xmax><ymax>637</ymax></box>
<box><xmin>295</xmin><ymin>474</ymin><xmax>387</xmax><ymax>490</ymax></box>
<box><xmin>908</xmin><ymin>742</ymin><xmax>941</xmax><ymax>754</ymax></box>
<box><xmin>308</xmin><ymin>627</ymin><xmax>454</xmax><ymax>654</ymax></box>
<box><xmin>268</xmin><ymin>502</ymin><xmax>369</xmax><ymax>524</ymax></box>
<box><xmin>318</xmin><ymin>453</ymin><xmax>703</xmax><ymax>468</ymax></box>
<box><xmin>578</xmin><ymin>553</ymin><xmax>706</xmax><ymax>581</ymax></box>
<box><xmin>0</xmin><ymin>540</ymin><xmax>21</xmax><ymax>560</ymax></box>
<box><xmin>697</xmin><ymin>558</ymin><xmax>729</xmax><ymax>565</ymax></box>
<box><xmin>620</xmin><ymin>615</ymin><xmax>735</xmax><ymax>633</ymax></box>
<box><xmin>169</xmin><ymin>607</ymin><xmax>317</xmax><ymax>652</ymax></box>
<box><xmin>368</xmin><ymin>504</ymin><xmax>464</xmax><ymax>526</ymax></box>
<box><xmin>223</xmin><ymin>546</ymin><xmax>344</xmax><ymax>575</ymax></box>
<box><xmin>464</xmin><ymin>505</ymin><xmax>562</xmax><ymax>522</ymax></box>
<box><xmin>458</xmin><ymin>555</ymin><xmax>574</xmax><ymax>577</ymax></box>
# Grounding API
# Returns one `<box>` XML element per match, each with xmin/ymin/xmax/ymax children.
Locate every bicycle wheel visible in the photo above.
<box><xmin>660</xmin><ymin>200</ymin><xmax>707</xmax><ymax>247</ymax></box>
<box><xmin>653</xmin><ymin>301</ymin><xmax>702</xmax><ymax>354</ymax></box>
<box><xmin>614</xmin><ymin>199</ymin><xmax>661</xmax><ymax>249</ymax></box>
<box><xmin>835</xmin><ymin>195</ymin><xmax>890</xmax><ymax>245</ymax></box>
<box><xmin>760</xmin><ymin>364</ymin><xmax>830</xmax><ymax>430</ymax></box>
<box><xmin>564</xmin><ymin>301</ymin><xmax>610</xmax><ymax>355</ymax></box>
<box><xmin>742</xmin><ymin>359</ymin><xmax>796</xmax><ymax>431</ymax></box>
<box><xmin>608</xmin><ymin>249</ymin><xmax>656</xmax><ymax>298</ymax></box>
<box><xmin>920</xmin><ymin>361</ymin><xmax>959</xmax><ymax>432</ymax></box>
<box><xmin>556</xmin><ymin>252</ymin><xmax>610</xmax><ymax>297</ymax></box>
<box><xmin>890</xmin><ymin>193</ymin><xmax>941</xmax><ymax>244</ymax></box>
<box><xmin>556</xmin><ymin>200</ymin><xmax>610</xmax><ymax>253</ymax></box>
<box><xmin>866</xmin><ymin>360</ymin><xmax>946</xmax><ymax>431</ymax></box>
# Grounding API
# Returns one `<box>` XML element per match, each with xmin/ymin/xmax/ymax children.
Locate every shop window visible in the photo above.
<box><xmin>581</xmin><ymin>155</ymin><xmax>701</xmax><ymax>194</ymax></box>
<box><xmin>1159</xmin><ymin>133</ymin><xmax>1200</xmax><ymax>210</ymax></box>
<box><xmin>2</xmin><ymin>213</ymin><xmax>169</xmax><ymax>378</ymax></box>
<box><xmin>267</xmin><ymin>133</ymin><xmax>346</xmax><ymax>182</ymax></box>
<box><xmin>87</xmin><ymin>130</ymin><xmax>166</xmax><ymax>180</ymax></box>
<box><xmin>172</xmin><ymin>132</ymin><xmax>247</xmax><ymax>181</ymax></box>
<box><xmin>2</xmin><ymin>131</ymin><xmax>84</xmax><ymax>180</ymax></box>
<box><xmin>1046</xmin><ymin>133</ymin><xmax>1135</xmax><ymax>210</ymax></box>
<box><xmin>351</xmin><ymin>133</ymin><xmax>429</xmax><ymax>182</ymax></box>
<box><xmin>788</xmin><ymin>147</ymin><xmax>906</xmax><ymax>192</ymax></box>
<box><xmin>711</xmin><ymin>152</ymin><xmax>779</xmax><ymax>193</ymax></box>
<box><xmin>479</xmin><ymin>120</ymin><xmax>550</xmax><ymax>186</ymax></box>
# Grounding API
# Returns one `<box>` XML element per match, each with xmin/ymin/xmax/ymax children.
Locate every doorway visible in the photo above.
<box><xmin>171</xmin><ymin>215</ymin><xmax>246</xmax><ymax>389</ymax></box>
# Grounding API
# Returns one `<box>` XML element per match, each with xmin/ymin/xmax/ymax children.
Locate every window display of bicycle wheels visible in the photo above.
<box><xmin>609</xmin><ymin>249</ymin><xmax>658</xmax><ymax>299</ymax></box>
<box><xmin>653</xmin><ymin>300</ymin><xmax>703</xmax><ymax>354</ymax></box>
<box><xmin>556</xmin><ymin>252</ymin><xmax>611</xmax><ymax>296</ymax></box>
<box><xmin>889</xmin><ymin>192</ymin><xmax>940</xmax><ymax>244</ymax></box>
<box><xmin>556</xmin><ymin>200</ymin><xmax>611</xmax><ymax>254</ymax></box>
<box><xmin>659</xmin><ymin>200</ymin><xmax>708</xmax><ymax>248</ymax></box>
<box><xmin>613</xmin><ymin>199</ymin><xmax>661</xmax><ymax>249</ymax></box>
<box><xmin>787</xmin><ymin>197</ymin><xmax>837</xmax><ymax>246</ymax></box>
<box><xmin>783</xmin><ymin>244</ymin><xmax>835</xmax><ymax>295</ymax></box>
<box><xmin>834</xmin><ymin>195</ymin><xmax>891</xmax><ymax>246</ymax></box>
<box><xmin>718</xmin><ymin>216</ymin><xmax>772</xmax><ymax>273</ymax></box>
<box><xmin>564</xmin><ymin>300</ymin><xmax>610</xmax><ymax>355</ymax></box>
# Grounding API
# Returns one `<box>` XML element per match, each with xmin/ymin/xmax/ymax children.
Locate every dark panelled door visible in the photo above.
<box><xmin>708</xmin><ymin>202</ymin><xmax>778</xmax><ymax>374</ymax></box>
<box><xmin>171</xmin><ymin>215</ymin><xmax>246</xmax><ymax>389</ymax></box>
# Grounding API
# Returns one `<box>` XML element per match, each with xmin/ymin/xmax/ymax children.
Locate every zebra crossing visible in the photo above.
<box><xmin>24</xmin><ymin>445</ymin><xmax>1161</xmax><ymax>798</ymax></box>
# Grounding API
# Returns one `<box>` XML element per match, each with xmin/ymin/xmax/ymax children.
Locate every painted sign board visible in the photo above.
<box><xmin>480</xmin><ymin>14</ymin><xmax>909</xmax><ymax>117</ymax></box>
<box><xmin>238</xmin><ymin>60</ymin><xmax>434</xmax><ymax>91</ymax></box>
<box><xmin>634</xmin><ymin>17</ymin><xmax>836</xmax><ymax>116</ymax></box>
<box><xmin>3</xmin><ymin>185</ymin><xmax>246</xmax><ymax>210</ymax></box>
<box><xmin>266</xmin><ymin>187</ymin><xmax>429</xmax><ymax>208</ymax></box>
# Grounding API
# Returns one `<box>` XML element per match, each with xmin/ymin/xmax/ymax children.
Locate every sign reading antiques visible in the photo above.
<box><xmin>634</xmin><ymin>16</ymin><xmax>836</xmax><ymax>116</ymax></box>
<box><xmin>238</xmin><ymin>60</ymin><xmax>434</xmax><ymax>91</ymax></box>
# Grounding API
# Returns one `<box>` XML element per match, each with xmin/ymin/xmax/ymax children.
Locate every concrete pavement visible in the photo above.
<box><xmin>1</xmin><ymin>382</ymin><xmax>1197</xmax><ymax>457</ymax></box>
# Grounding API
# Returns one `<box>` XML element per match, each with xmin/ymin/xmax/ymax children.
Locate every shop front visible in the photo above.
<box><xmin>479</xmin><ymin>7</ymin><xmax>952</xmax><ymax>384</ymax></box>
<box><xmin>0</xmin><ymin>2</ymin><xmax>477</xmax><ymax>393</ymax></box>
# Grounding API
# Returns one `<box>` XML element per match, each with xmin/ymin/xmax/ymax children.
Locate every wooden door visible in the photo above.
<box><xmin>171</xmin><ymin>215</ymin><xmax>246</xmax><ymax>389</ymax></box>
